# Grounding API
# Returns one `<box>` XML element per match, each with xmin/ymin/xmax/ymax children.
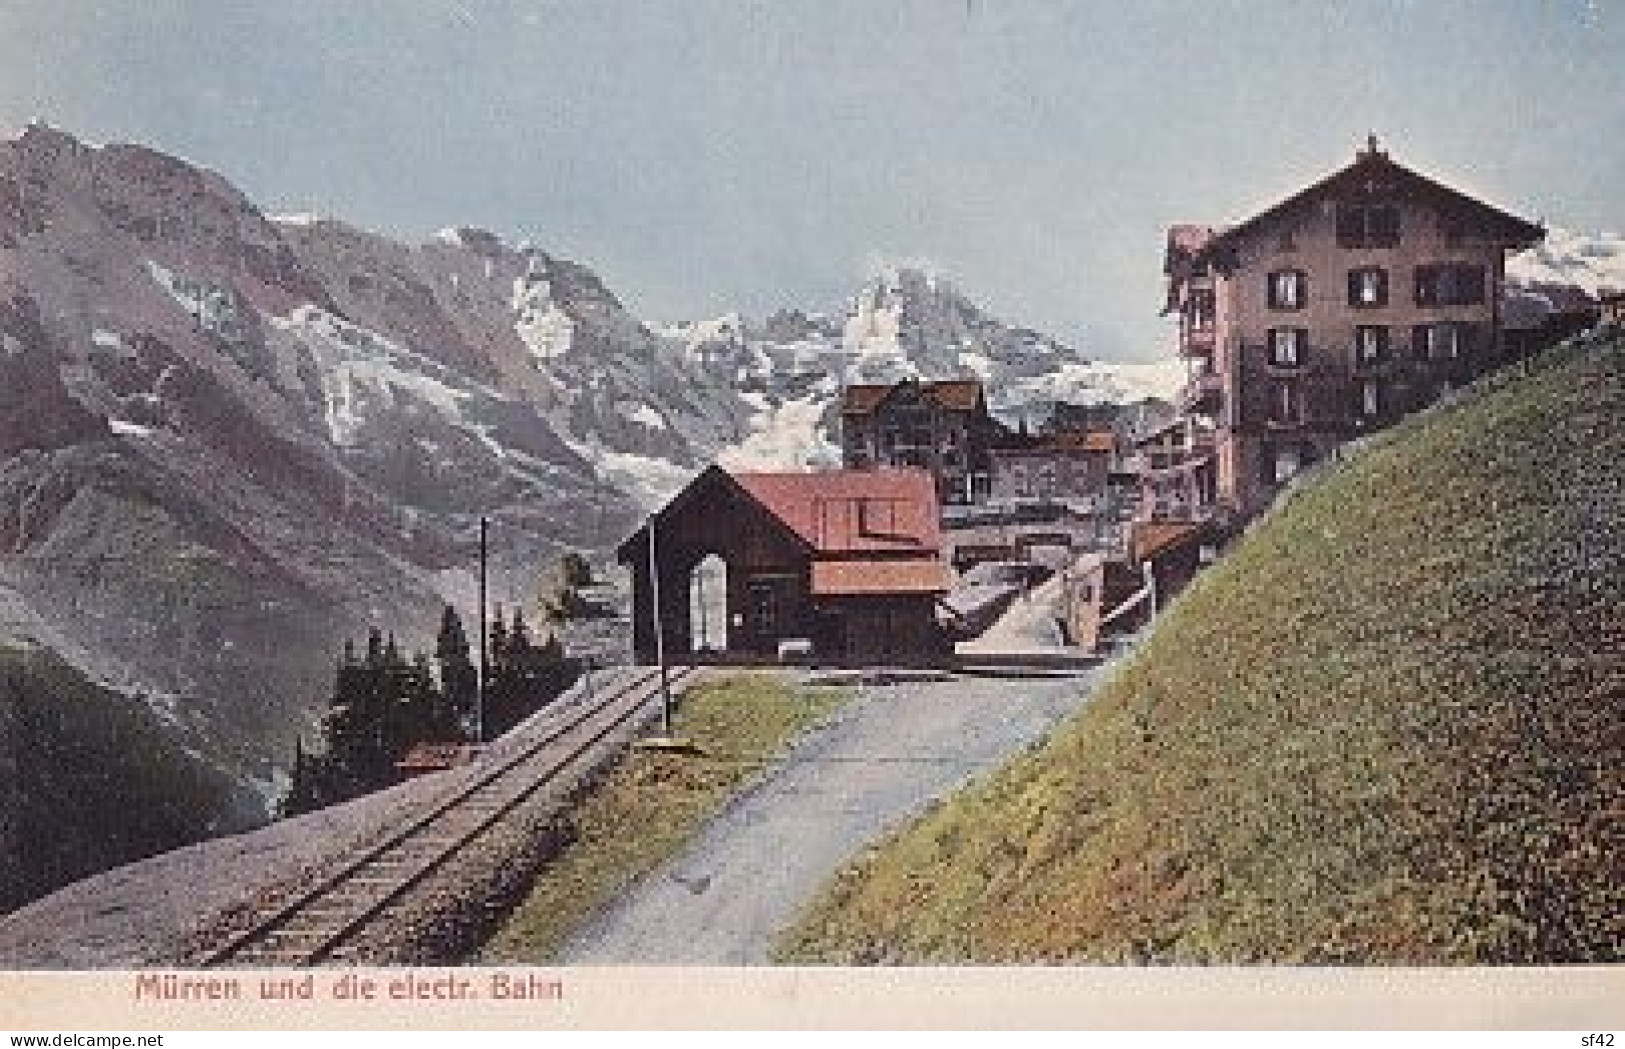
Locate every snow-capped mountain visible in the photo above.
<box><xmin>1507</xmin><ymin>227</ymin><xmax>1625</xmax><ymax>297</ymax></box>
<box><xmin>664</xmin><ymin>265</ymin><xmax>1184</xmax><ymax>471</ymax></box>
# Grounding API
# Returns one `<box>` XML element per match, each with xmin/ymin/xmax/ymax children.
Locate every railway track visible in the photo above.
<box><xmin>198</xmin><ymin>663</ymin><xmax>698</xmax><ymax>968</ymax></box>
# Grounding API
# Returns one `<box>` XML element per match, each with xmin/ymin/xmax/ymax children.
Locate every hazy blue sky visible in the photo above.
<box><xmin>1</xmin><ymin>0</ymin><xmax>1620</xmax><ymax>360</ymax></box>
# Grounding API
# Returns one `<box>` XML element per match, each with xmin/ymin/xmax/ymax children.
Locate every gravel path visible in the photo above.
<box><xmin>560</xmin><ymin>664</ymin><xmax>1109</xmax><ymax>964</ymax></box>
<box><xmin>956</xmin><ymin>572</ymin><xmax>1068</xmax><ymax>654</ymax></box>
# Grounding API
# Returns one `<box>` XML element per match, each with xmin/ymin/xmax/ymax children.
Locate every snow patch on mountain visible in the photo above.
<box><xmin>716</xmin><ymin>395</ymin><xmax>841</xmax><ymax>473</ymax></box>
<box><xmin>1508</xmin><ymin>227</ymin><xmax>1625</xmax><ymax>296</ymax></box>
<box><xmin>584</xmin><ymin>448</ymin><xmax>697</xmax><ymax>509</ymax></box>
<box><xmin>511</xmin><ymin>269</ymin><xmax>575</xmax><ymax>363</ymax></box>
<box><xmin>269</xmin><ymin>304</ymin><xmax>483</xmax><ymax>449</ymax></box>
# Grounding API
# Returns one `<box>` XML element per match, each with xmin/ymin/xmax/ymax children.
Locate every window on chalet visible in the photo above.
<box><xmin>1267</xmin><ymin>269</ymin><xmax>1307</xmax><ymax>310</ymax></box>
<box><xmin>1186</xmin><ymin>289</ymin><xmax>1216</xmax><ymax>332</ymax></box>
<box><xmin>1336</xmin><ymin>204</ymin><xmax>1401</xmax><ymax>248</ymax></box>
<box><xmin>1355</xmin><ymin>325</ymin><xmax>1389</xmax><ymax>364</ymax></box>
<box><xmin>1360</xmin><ymin>379</ymin><xmax>1382</xmax><ymax>417</ymax></box>
<box><xmin>1270</xmin><ymin>446</ymin><xmax>1302</xmax><ymax>484</ymax></box>
<box><xmin>1438</xmin><ymin>213</ymin><xmax>1469</xmax><ymax>247</ymax></box>
<box><xmin>1348</xmin><ymin>267</ymin><xmax>1389</xmax><ymax>308</ymax></box>
<box><xmin>1268</xmin><ymin>327</ymin><xmax>1306</xmax><ymax>367</ymax></box>
<box><xmin>1271</xmin><ymin>379</ymin><xmax>1301</xmax><ymax>424</ymax></box>
<box><xmin>1415</xmin><ymin>263</ymin><xmax>1486</xmax><ymax>306</ymax></box>
<box><xmin>1412</xmin><ymin>321</ymin><xmax>1476</xmax><ymax>362</ymax></box>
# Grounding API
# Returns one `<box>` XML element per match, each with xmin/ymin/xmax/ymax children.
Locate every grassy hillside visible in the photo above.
<box><xmin>780</xmin><ymin>335</ymin><xmax>1623</xmax><ymax>964</ymax></box>
<box><xmin>0</xmin><ymin>643</ymin><xmax>262</xmax><ymax>913</ymax></box>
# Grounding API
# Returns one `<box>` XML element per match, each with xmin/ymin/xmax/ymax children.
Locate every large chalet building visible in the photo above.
<box><xmin>839</xmin><ymin>379</ymin><xmax>1002</xmax><ymax>504</ymax></box>
<box><xmin>1161</xmin><ymin>137</ymin><xmax>1544</xmax><ymax>524</ymax></box>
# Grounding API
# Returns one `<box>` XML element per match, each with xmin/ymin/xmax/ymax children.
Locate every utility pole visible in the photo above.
<box><xmin>694</xmin><ymin>560</ymin><xmax>707</xmax><ymax>654</ymax></box>
<box><xmin>477</xmin><ymin>515</ymin><xmax>488</xmax><ymax>744</ymax></box>
<box><xmin>646</xmin><ymin>512</ymin><xmax>673</xmax><ymax>735</ymax></box>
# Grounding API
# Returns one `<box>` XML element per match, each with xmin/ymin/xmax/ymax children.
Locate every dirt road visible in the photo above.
<box><xmin>561</xmin><ymin>664</ymin><xmax>1109</xmax><ymax>963</ymax></box>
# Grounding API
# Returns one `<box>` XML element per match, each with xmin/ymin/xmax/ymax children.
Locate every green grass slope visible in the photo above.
<box><xmin>780</xmin><ymin>336</ymin><xmax>1623</xmax><ymax>964</ymax></box>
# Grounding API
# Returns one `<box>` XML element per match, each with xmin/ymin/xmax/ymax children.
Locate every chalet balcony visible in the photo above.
<box><xmin>1177</xmin><ymin>371</ymin><xmax>1223</xmax><ymax>414</ymax></box>
<box><xmin>1180</xmin><ymin>326</ymin><xmax>1216</xmax><ymax>358</ymax></box>
<box><xmin>1138</xmin><ymin>497</ymin><xmax>1219</xmax><ymax>524</ymax></box>
<box><xmin>1136</xmin><ymin>445</ymin><xmax>1215</xmax><ymax>475</ymax></box>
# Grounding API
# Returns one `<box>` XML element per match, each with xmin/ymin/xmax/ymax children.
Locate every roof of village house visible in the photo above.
<box><xmin>811</xmin><ymin>558</ymin><xmax>954</xmax><ymax>596</ymax></box>
<box><xmin>1129</xmin><ymin>521</ymin><xmax>1209</xmax><ymax>565</ymax></box>
<box><xmin>395</xmin><ymin>743</ymin><xmax>482</xmax><ymax>772</ymax></box>
<box><xmin>1502</xmin><ymin>282</ymin><xmax>1603</xmax><ymax>331</ymax></box>
<box><xmin>1041</xmin><ymin>429</ymin><xmax>1116</xmax><ymax>453</ymax></box>
<box><xmin>734</xmin><ymin>468</ymin><xmax>943</xmax><ymax>554</ymax></box>
<box><xmin>1163</xmin><ymin>224</ymin><xmax>1216</xmax><ymax>275</ymax></box>
<box><xmin>993</xmin><ymin>429</ymin><xmax>1116</xmax><ymax>455</ymax></box>
<box><xmin>840</xmin><ymin>378</ymin><xmax>986</xmax><ymax>416</ymax></box>
<box><xmin>1195</xmin><ymin>140</ymin><xmax>1543</xmax><ymax>262</ymax></box>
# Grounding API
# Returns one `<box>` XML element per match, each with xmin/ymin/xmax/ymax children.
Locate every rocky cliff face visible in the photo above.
<box><xmin>0</xmin><ymin>124</ymin><xmax>748</xmax><ymax>886</ymax></box>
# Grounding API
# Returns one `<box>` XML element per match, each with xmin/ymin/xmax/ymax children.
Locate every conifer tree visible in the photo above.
<box><xmin>435</xmin><ymin>604</ymin><xmax>477</xmax><ymax>736</ymax></box>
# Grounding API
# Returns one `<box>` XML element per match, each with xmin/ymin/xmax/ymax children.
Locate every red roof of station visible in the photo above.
<box><xmin>734</xmin><ymin>468</ymin><xmax>942</xmax><ymax>554</ymax></box>
<box><xmin>811</xmin><ymin>558</ymin><xmax>953</xmax><ymax>596</ymax></box>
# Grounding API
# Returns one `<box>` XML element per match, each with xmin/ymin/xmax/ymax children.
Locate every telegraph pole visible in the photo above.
<box><xmin>646</xmin><ymin>512</ymin><xmax>673</xmax><ymax>735</ymax></box>
<box><xmin>476</xmin><ymin>515</ymin><xmax>489</xmax><ymax>744</ymax></box>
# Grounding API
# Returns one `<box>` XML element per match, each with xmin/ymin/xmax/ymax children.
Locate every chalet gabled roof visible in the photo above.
<box><xmin>735</xmin><ymin>468</ymin><xmax>942</xmax><ymax>554</ymax></box>
<box><xmin>1129</xmin><ymin>520</ymin><xmax>1211</xmax><ymax>565</ymax></box>
<box><xmin>614</xmin><ymin>464</ymin><xmax>814</xmax><ymax>564</ymax></box>
<box><xmin>615</xmin><ymin>465</ymin><xmax>944</xmax><ymax>565</ymax></box>
<box><xmin>1199</xmin><ymin>143</ymin><xmax>1543</xmax><ymax>262</ymax></box>
<box><xmin>840</xmin><ymin>378</ymin><xmax>987</xmax><ymax>416</ymax></box>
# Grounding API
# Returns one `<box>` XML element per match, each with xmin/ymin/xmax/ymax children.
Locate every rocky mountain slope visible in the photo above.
<box><xmin>0</xmin><ymin>124</ymin><xmax>1180</xmax><ymax>908</ymax></box>
<box><xmin>0</xmin><ymin>123</ymin><xmax>745</xmax><ymax>906</ymax></box>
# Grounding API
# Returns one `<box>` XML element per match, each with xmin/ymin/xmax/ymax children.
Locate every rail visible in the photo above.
<box><xmin>196</xmin><ymin>663</ymin><xmax>697</xmax><ymax>967</ymax></box>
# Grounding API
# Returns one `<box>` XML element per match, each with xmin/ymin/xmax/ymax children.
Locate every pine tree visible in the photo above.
<box><xmin>279</xmin><ymin>736</ymin><xmax>322</xmax><ymax>818</ymax></box>
<box><xmin>435</xmin><ymin>604</ymin><xmax>478</xmax><ymax>740</ymax></box>
<box><xmin>316</xmin><ymin>639</ymin><xmax>372</xmax><ymax>800</ymax></box>
<box><xmin>559</xmin><ymin>550</ymin><xmax>593</xmax><ymax>588</ymax></box>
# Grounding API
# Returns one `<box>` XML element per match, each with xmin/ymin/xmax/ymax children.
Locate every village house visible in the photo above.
<box><xmin>840</xmin><ymin>378</ymin><xmax>1002</xmax><ymax>504</ymax></box>
<box><xmin>988</xmin><ymin>428</ymin><xmax>1117</xmax><ymax>506</ymax></box>
<box><xmin>1603</xmin><ymin>290</ymin><xmax>1625</xmax><ymax>330</ymax></box>
<box><xmin>1130</xmin><ymin>414</ymin><xmax>1218</xmax><ymax>523</ymax></box>
<box><xmin>1060</xmin><ymin>519</ymin><xmax>1216</xmax><ymax>652</ymax></box>
<box><xmin>1162</xmin><ymin>136</ymin><xmax>1545</xmax><ymax>524</ymax></box>
<box><xmin>616</xmin><ymin>465</ymin><xmax>953</xmax><ymax>667</ymax></box>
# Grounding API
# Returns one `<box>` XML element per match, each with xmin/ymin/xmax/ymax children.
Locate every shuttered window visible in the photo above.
<box><xmin>1361</xmin><ymin>380</ymin><xmax>1382</xmax><ymax>417</ymax></box>
<box><xmin>1415</xmin><ymin>263</ymin><xmax>1487</xmax><ymax>306</ymax></box>
<box><xmin>1336</xmin><ymin>204</ymin><xmax>1400</xmax><ymax>248</ymax></box>
<box><xmin>1267</xmin><ymin>269</ymin><xmax>1307</xmax><ymax>310</ymax></box>
<box><xmin>1356</xmin><ymin>325</ymin><xmax>1389</xmax><ymax>364</ymax></box>
<box><xmin>1348</xmin><ymin>267</ymin><xmax>1388</xmax><ymax>307</ymax></box>
<box><xmin>1268</xmin><ymin>327</ymin><xmax>1306</xmax><ymax>366</ymax></box>
<box><xmin>1272</xmin><ymin>379</ymin><xmax>1301</xmax><ymax>423</ymax></box>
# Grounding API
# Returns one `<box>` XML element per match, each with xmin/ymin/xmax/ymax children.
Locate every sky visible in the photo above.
<box><xmin>0</xmin><ymin>0</ymin><xmax>1621</xmax><ymax>361</ymax></box>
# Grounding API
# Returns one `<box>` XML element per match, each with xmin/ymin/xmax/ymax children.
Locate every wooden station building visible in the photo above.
<box><xmin>617</xmin><ymin>465</ymin><xmax>953</xmax><ymax>667</ymax></box>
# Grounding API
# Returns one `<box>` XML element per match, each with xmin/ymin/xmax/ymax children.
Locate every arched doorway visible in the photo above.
<box><xmin>688</xmin><ymin>553</ymin><xmax>729</xmax><ymax>656</ymax></box>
